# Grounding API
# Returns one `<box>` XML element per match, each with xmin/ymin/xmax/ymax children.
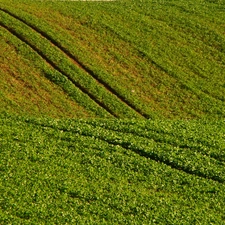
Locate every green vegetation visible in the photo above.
<box><xmin>0</xmin><ymin>25</ymin><xmax>93</xmax><ymax>118</ymax></box>
<box><xmin>0</xmin><ymin>0</ymin><xmax>225</xmax><ymax>118</ymax></box>
<box><xmin>1</xmin><ymin>114</ymin><xmax>225</xmax><ymax>224</ymax></box>
<box><xmin>0</xmin><ymin>0</ymin><xmax>225</xmax><ymax>224</ymax></box>
<box><xmin>0</xmin><ymin>10</ymin><xmax>138</xmax><ymax>119</ymax></box>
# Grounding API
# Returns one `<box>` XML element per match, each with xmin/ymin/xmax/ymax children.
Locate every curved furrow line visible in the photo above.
<box><xmin>63</xmin><ymin>136</ymin><xmax>225</xmax><ymax>184</ymax></box>
<box><xmin>0</xmin><ymin>23</ymin><xmax>118</xmax><ymax>118</ymax></box>
<box><xmin>0</xmin><ymin>8</ymin><xmax>147</xmax><ymax>119</ymax></box>
<box><xmin>82</xmin><ymin>121</ymin><xmax>225</xmax><ymax>163</ymax></box>
<box><xmin>25</xmin><ymin>119</ymin><xmax>225</xmax><ymax>184</ymax></box>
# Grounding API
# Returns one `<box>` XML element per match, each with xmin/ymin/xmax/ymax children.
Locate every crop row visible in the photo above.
<box><xmin>0</xmin><ymin>9</ymin><xmax>142</xmax><ymax>119</ymax></box>
<box><xmin>0</xmin><ymin>23</ymin><xmax>110</xmax><ymax>118</ymax></box>
<box><xmin>2</xmin><ymin>0</ymin><xmax>225</xmax><ymax>119</ymax></box>
<box><xmin>0</xmin><ymin>25</ymin><xmax>100</xmax><ymax>118</ymax></box>
<box><xmin>3</xmin><ymin>1</ymin><xmax>225</xmax><ymax>119</ymax></box>
<box><xmin>1</xmin><ymin>6</ymin><xmax>150</xmax><ymax>119</ymax></box>
<box><xmin>25</xmin><ymin>116</ymin><xmax>225</xmax><ymax>183</ymax></box>
<box><xmin>84</xmin><ymin>119</ymin><xmax>225</xmax><ymax>162</ymax></box>
<box><xmin>72</xmin><ymin>0</ymin><xmax>225</xmax><ymax>116</ymax></box>
<box><xmin>0</xmin><ymin>3</ymin><xmax>167</xmax><ymax>119</ymax></box>
<box><xmin>101</xmin><ymin>1</ymin><xmax>225</xmax><ymax>98</ymax></box>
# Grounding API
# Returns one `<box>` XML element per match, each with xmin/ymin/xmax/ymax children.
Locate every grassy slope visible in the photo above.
<box><xmin>1</xmin><ymin>0</ymin><xmax>225</xmax><ymax>224</ymax></box>
<box><xmin>0</xmin><ymin>29</ymin><xmax>92</xmax><ymax>118</ymax></box>
<box><xmin>0</xmin><ymin>0</ymin><xmax>225</xmax><ymax>118</ymax></box>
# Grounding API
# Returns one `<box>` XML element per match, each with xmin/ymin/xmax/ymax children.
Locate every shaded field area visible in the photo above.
<box><xmin>1</xmin><ymin>114</ymin><xmax>225</xmax><ymax>224</ymax></box>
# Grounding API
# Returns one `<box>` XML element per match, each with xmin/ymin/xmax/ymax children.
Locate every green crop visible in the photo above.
<box><xmin>1</xmin><ymin>114</ymin><xmax>225</xmax><ymax>224</ymax></box>
<box><xmin>0</xmin><ymin>8</ymin><xmax>142</xmax><ymax>119</ymax></box>
<box><xmin>1</xmin><ymin>0</ymin><xmax>225</xmax><ymax>119</ymax></box>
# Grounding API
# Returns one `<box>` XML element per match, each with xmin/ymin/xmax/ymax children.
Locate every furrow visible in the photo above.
<box><xmin>25</xmin><ymin>119</ymin><xmax>225</xmax><ymax>184</ymax></box>
<box><xmin>62</xmin><ymin>132</ymin><xmax>225</xmax><ymax>183</ymax></box>
<box><xmin>0</xmin><ymin>8</ymin><xmax>147</xmax><ymax>119</ymax></box>
<box><xmin>122</xmin><ymin>144</ymin><xmax>224</xmax><ymax>184</ymax></box>
<box><xmin>0</xmin><ymin>22</ymin><xmax>118</xmax><ymax>118</ymax></box>
<box><xmin>104</xmin><ymin>21</ymin><xmax>225</xmax><ymax>106</ymax></box>
<box><xmin>103</xmin><ymin>23</ymin><xmax>173</xmax><ymax>76</ymax></box>
<box><xmin>83</xmin><ymin>121</ymin><xmax>225</xmax><ymax>163</ymax></box>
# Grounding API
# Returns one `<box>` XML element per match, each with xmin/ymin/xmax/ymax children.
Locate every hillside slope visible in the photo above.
<box><xmin>0</xmin><ymin>0</ymin><xmax>225</xmax><ymax>119</ymax></box>
<box><xmin>0</xmin><ymin>29</ymin><xmax>94</xmax><ymax>118</ymax></box>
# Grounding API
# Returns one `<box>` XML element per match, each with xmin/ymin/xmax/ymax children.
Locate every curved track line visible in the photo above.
<box><xmin>82</xmin><ymin>121</ymin><xmax>225</xmax><ymax>163</ymax></box>
<box><xmin>0</xmin><ymin>8</ymin><xmax>148</xmax><ymax>118</ymax></box>
<box><xmin>0</xmin><ymin>23</ymin><xmax>118</xmax><ymax>118</ymax></box>
<box><xmin>26</xmin><ymin>119</ymin><xmax>225</xmax><ymax>184</ymax></box>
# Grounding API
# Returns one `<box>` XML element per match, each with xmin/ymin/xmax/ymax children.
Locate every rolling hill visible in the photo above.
<box><xmin>0</xmin><ymin>0</ymin><xmax>225</xmax><ymax>119</ymax></box>
<box><xmin>0</xmin><ymin>0</ymin><xmax>225</xmax><ymax>224</ymax></box>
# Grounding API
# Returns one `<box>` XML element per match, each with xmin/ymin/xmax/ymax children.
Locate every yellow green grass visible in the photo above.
<box><xmin>1</xmin><ymin>0</ymin><xmax>225</xmax><ymax>119</ymax></box>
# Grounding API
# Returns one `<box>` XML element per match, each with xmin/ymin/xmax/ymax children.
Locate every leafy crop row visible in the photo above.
<box><xmin>27</xmin><ymin>117</ymin><xmax>225</xmax><ymax>183</ymax></box>
<box><xmin>0</xmin><ymin>9</ymin><xmax>141</xmax><ymax>119</ymax></box>
<box><xmin>0</xmin><ymin>3</ymin><xmax>153</xmax><ymax>118</ymax></box>
<box><xmin>28</xmin><ymin>0</ymin><xmax>224</xmax><ymax>118</ymax></box>
<box><xmin>0</xmin><ymin>27</ymin><xmax>99</xmax><ymax>118</ymax></box>
<box><xmin>85</xmin><ymin>119</ymin><xmax>225</xmax><ymax>162</ymax></box>
<box><xmin>1</xmin><ymin>0</ymin><xmax>225</xmax><ymax>119</ymax></box>
<box><xmin>0</xmin><ymin>23</ymin><xmax>110</xmax><ymax>118</ymax></box>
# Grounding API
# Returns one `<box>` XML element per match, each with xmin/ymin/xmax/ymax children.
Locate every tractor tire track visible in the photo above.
<box><xmin>0</xmin><ymin>22</ymin><xmax>118</xmax><ymax>118</ymax></box>
<box><xmin>0</xmin><ymin>8</ymin><xmax>148</xmax><ymax>119</ymax></box>
<box><xmin>83</xmin><ymin>120</ymin><xmax>225</xmax><ymax>164</ymax></box>
<box><xmin>26</xmin><ymin>119</ymin><xmax>225</xmax><ymax>184</ymax></box>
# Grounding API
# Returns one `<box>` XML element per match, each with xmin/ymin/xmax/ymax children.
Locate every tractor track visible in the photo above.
<box><xmin>0</xmin><ymin>22</ymin><xmax>119</xmax><ymax>118</ymax></box>
<box><xmin>26</xmin><ymin>119</ymin><xmax>225</xmax><ymax>184</ymax></box>
<box><xmin>0</xmin><ymin>8</ymin><xmax>148</xmax><ymax>119</ymax></box>
<box><xmin>83</xmin><ymin>121</ymin><xmax>225</xmax><ymax>164</ymax></box>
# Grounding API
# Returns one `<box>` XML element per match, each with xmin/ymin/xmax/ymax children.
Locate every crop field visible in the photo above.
<box><xmin>0</xmin><ymin>0</ymin><xmax>225</xmax><ymax>224</ymax></box>
<box><xmin>0</xmin><ymin>0</ymin><xmax>225</xmax><ymax>119</ymax></box>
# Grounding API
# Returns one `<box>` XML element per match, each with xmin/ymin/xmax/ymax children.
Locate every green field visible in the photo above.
<box><xmin>1</xmin><ymin>114</ymin><xmax>225</xmax><ymax>224</ymax></box>
<box><xmin>1</xmin><ymin>0</ymin><xmax>225</xmax><ymax>119</ymax></box>
<box><xmin>0</xmin><ymin>0</ymin><xmax>225</xmax><ymax>224</ymax></box>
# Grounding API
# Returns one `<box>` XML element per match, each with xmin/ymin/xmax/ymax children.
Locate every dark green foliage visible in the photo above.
<box><xmin>0</xmin><ymin>114</ymin><xmax>225</xmax><ymax>224</ymax></box>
